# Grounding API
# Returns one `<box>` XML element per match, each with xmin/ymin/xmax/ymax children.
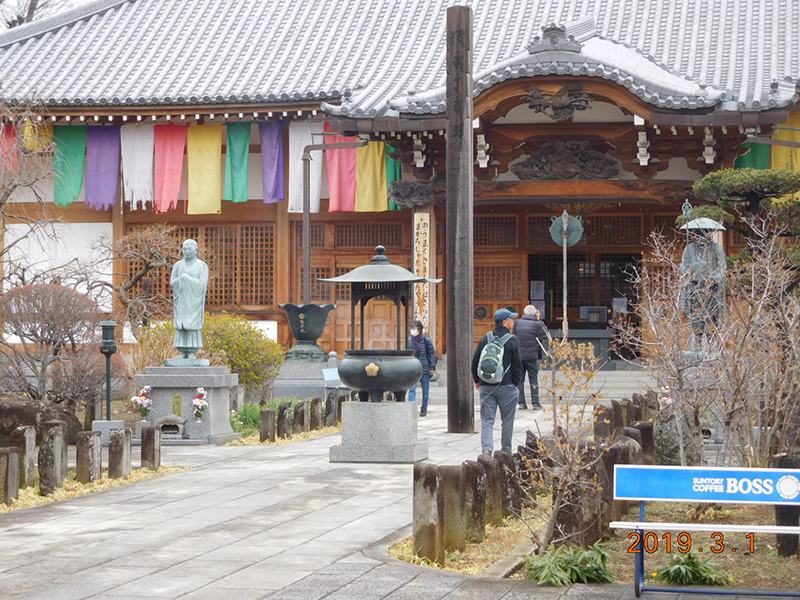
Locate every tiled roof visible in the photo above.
<box><xmin>0</xmin><ymin>0</ymin><xmax>797</xmax><ymax>117</ymax></box>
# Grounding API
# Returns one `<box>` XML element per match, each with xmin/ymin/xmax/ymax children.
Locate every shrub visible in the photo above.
<box><xmin>653</xmin><ymin>551</ymin><xmax>730</xmax><ymax>586</ymax></box>
<box><xmin>133</xmin><ymin>321</ymin><xmax>227</xmax><ymax>373</ymax></box>
<box><xmin>522</xmin><ymin>542</ymin><xmax>615</xmax><ymax>587</ymax></box>
<box><xmin>230</xmin><ymin>403</ymin><xmax>261</xmax><ymax>437</ymax></box>
<box><xmin>202</xmin><ymin>313</ymin><xmax>284</xmax><ymax>395</ymax></box>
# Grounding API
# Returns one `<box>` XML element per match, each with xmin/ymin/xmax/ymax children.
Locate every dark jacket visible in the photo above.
<box><xmin>408</xmin><ymin>334</ymin><xmax>437</xmax><ymax>374</ymax></box>
<box><xmin>472</xmin><ymin>325</ymin><xmax>522</xmax><ymax>386</ymax></box>
<box><xmin>513</xmin><ymin>314</ymin><xmax>550</xmax><ymax>361</ymax></box>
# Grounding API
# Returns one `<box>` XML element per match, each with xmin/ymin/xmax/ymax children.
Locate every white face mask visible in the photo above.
<box><xmin>410</xmin><ymin>329</ymin><xmax>419</xmax><ymax>336</ymax></box>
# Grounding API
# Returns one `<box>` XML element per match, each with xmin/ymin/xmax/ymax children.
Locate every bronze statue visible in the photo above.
<box><xmin>679</xmin><ymin>219</ymin><xmax>727</xmax><ymax>350</ymax></box>
<box><xmin>170</xmin><ymin>239</ymin><xmax>209</xmax><ymax>359</ymax></box>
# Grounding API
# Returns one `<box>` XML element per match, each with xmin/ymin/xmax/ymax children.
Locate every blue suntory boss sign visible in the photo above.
<box><xmin>614</xmin><ymin>465</ymin><xmax>800</xmax><ymax>505</ymax></box>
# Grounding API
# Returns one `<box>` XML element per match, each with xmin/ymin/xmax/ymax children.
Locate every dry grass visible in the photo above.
<box><xmin>387</xmin><ymin>512</ymin><xmax>535</xmax><ymax>576</ymax></box>
<box><xmin>608</xmin><ymin>502</ymin><xmax>800</xmax><ymax>591</ymax></box>
<box><xmin>0</xmin><ymin>466</ymin><xmax>188</xmax><ymax>516</ymax></box>
<box><xmin>227</xmin><ymin>425</ymin><xmax>341</xmax><ymax>446</ymax></box>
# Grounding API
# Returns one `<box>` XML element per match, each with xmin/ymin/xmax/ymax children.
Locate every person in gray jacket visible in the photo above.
<box><xmin>512</xmin><ymin>305</ymin><xmax>551</xmax><ymax>410</ymax></box>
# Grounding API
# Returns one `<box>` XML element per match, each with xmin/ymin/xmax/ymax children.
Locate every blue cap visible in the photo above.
<box><xmin>494</xmin><ymin>308</ymin><xmax>518</xmax><ymax>322</ymax></box>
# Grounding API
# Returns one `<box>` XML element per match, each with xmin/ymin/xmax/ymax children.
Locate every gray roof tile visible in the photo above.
<box><xmin>0</xmin><ymin>0</ymin><xmax>797</xmax><ymax>115</ymax></box>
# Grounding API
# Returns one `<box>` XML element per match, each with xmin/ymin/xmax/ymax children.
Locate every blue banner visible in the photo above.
<box><xmin>614</xmin><ymin>465</ymin><xmax>800</xmax><ymax>505</ymax></box>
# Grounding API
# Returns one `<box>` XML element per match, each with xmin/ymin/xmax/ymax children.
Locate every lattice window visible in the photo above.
<box><xmin>474</xmin><ymin>266</ymin><xmax>522</xmax><ymax>300</ymax></box>
<box><xmin>652</xmin><ymin>214</ymin><xmax>681</xmax><ymax>242</ymax></box>
<box><xmin>299</xmin><ymin>267</ymin><xmax>332</xmax><ymax>303</ymax></box>
<box><xmin>528</xmin><ymin>216</ymin><xmax>552</xmax><ymax>246</ymax></box>
<box><xmin>335</xmin><ymin>224</ymin><xmax>403</xmax><ymax>248</ymax></box>
<box><xmin>530</xmin><ymin>253</ymin><xmax>587</xmax><ymax>308</ymax></box>
<box><xmin>204</xmin><ymin>226</ymin><xmax>238</xmax><ymax>307</ymax></box>
<box><xmin>239</xmin><ymin>226</ymin><xmax>275</xmax><ymax>306</ymax></box>
<box><xmin>580</xmin><ymin>215</ymin><xmax>642</xmax><ymax>246</ymax></box>
<box><xmin>295</xmin><ymin>223</ymin><xmax>326</xmax><ymax>248</ymax></box>
<box><xmin>334</xmin><ymin>266</ymin><xmax>351</xmax><ymax>301</ymax></box>
<box><xmin>730</xmin><ymin>229</ymin><xmax>747</xmax><ymax>248</ymax></box>
<box><xmin>474</xmin><ymin>216</ymin><xmax>517</xmax><ymax>247</ymax></box>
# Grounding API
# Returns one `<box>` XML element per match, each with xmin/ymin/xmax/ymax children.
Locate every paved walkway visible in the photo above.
<box><xmin>0</xmin><ymin>386</ymin><xmax>788</xmax><ymax>600</ymax></box>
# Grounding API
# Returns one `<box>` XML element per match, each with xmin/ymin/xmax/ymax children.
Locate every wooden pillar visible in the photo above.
<box><xmin>275</xmin><ymin>125</ymin><xmax>291</xmax><ymax>344</ymax></box>
<box><xmin>445</xmin><ymin>6</ymin><xmax>474</xmax><ymax>434</ymax></box>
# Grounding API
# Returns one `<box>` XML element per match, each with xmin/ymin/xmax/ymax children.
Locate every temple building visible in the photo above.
<box><xmin>1</xmin><ymin>0</ymin><xmax>799</xmax><ymax>356</ymax></box>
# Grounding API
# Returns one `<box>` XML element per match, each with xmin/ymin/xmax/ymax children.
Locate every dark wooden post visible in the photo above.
<box><xmin>445</xmin><ymin>5</ymin><xmax>474</xmax><ymax>434</ymax></box>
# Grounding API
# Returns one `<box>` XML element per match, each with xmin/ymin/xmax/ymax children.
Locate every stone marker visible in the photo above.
<box><xmin>462</xmin><ymin>460</ymin><xmax>486</xmax><ymax>542</ymax></box>
<box><xmin>643</xmin><ymin>389</ymin><xmax>660</xmax><ymax>420</ymax></box>
<box><xmin>413</xmin><ymin>462</ymin><xmax>444</xmax><ymax>565</ymax></box>
<box><xmin>477</xmin><ymin>454</ymin><xmax>503</xmax><ymax>526</ymax></box>
<box><xmin>76</xmin><ymin>431</ymin><xmax>102</xmax><ymax>483</ymax></box>
<box><xmin>627</xmin><ymin>399</ymin><xmax>642</xmax><ymax>423</ymax></box>
<box><xmin>336</xmin><ymin>394</ymin><xmax>347</xmax><ymax>423</ymax></box>
<box><xmin>619</xmin><ymin>398</ymin><xmax>631</xmax><ymax>427</ymax></box>
<box><xmin>292</xmin><ymin>401</ymin><xmax>309</xmax><ymax>434</ymax></box>
<box><xmin>38</xmin><ymin>426</ymin><xmax>65</xmax><ymax>496</ymax></box>
<box><xmin>141</xmin><ymin>426</ymin><xmax>161</xmax><ymax>470</ymax></box>
<box><xmin>9</xmin><ymin>426</ymin><xmax>35</xmax><ymax>488</ymax></box>
<box><xmin>632</xmin><ymin>421</ymin><xmax>655</xmax><ymax>465</ymax></box>
<box><xmin>260</xmin><ymin>409</ymin><xmax>276</xmax><ymax>443</ymax></box>
<box><xmin>277</xmin><ymin>402</ymin><xmax>292</xmax><ymax>439</ymax></box>
<box><xmin>494</xmin><ymin>450</ymin><xmax>522</xmax><ymax>516</ymax></box>
<box><xmin>439</xmin><ymin>465</ymin><xmax>466</xmax><ymax>552</ymax></box>
<box><xmin>609</xmin><ymin>400</ymin><xmax>624</xmax><ymax>438</ymax></box>
<box><xmin>108</xmin><ymin>428</ymin><xmax>132</xmax><ymax>479</ymax></box>
<box><xmin>0</xmin><ymin>448</ymin><xmax>19</xmax><ymax>505</ymax></box>
<box><xmin>43</xmin><ymin>420</ymin><xmax>68</xmax><ymax>482</ymax></box>
<box><xmin>593</xmin><ymin>404</ymin><xmax>612</xmax><ymax>441</ymax></box>
<box><xmin>323</xmin><ymin>396</ymin><xmax>337</xmax><ymax>427</ymax></box>
<box><xmin>310</xmin><ymin>397</ymin><xmax>323</xmax><ymax>430</ymax></box>
<box><xmin>623</xmin><ymin>426</ymin><xmax>642</xmax><ymax>447</ymax></box>
<box><xmin>773</xmin><ymin>454</ymin><xmax>800</xmax><ymax>557</ymax></box>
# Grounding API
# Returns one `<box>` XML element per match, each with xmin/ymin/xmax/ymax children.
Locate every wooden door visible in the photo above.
<box><xmin>472</xmin><ymin>254</ymin><xmax>527</xmax><ymax>346</ymax></box>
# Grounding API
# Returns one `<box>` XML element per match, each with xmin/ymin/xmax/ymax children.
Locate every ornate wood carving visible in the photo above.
<box><xmin>520</xmin><ymin>83</ymin><xmax>592</xmax><ymax>122</ymax></box>
<box><xmin>388</xmin><ymin>180</ymin><xmax>439</xmax><ymax>208</ymax></box>
<box><xmin>510</xmin><ymin>140</ymin><xmax>620</xmax><ymax>180</ymax></box>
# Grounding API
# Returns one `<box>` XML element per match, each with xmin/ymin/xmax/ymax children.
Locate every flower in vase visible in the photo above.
<box><xmin>192</xmin><ymin>387</ymin><xmax>208</xmax><ymax>418</ymax></box>
<box><xmin>132</xmin><ymin>386</ymin><xmax>153</xmax><ymax>418</ymax></box>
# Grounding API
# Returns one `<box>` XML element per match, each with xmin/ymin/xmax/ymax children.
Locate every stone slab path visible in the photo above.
<box><xmin>0</xmin><ymin>389</ymin><xmax>786</xmax><ymax>600</ymax></box>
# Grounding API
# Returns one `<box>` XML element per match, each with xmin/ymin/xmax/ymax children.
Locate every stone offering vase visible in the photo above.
<box><xmin>280</xmin><ymin>303</ymin><xmax>335</xmax><ymax>361</ymax></box>
<box><xmin>338</xmin><ymin>349</ymin><xmax>422</xmax><ymax>403</ymax></box>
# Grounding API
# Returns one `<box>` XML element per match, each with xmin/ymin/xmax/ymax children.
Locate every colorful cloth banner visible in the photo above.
<box><xmin>386</xmin><ymin>144</ymin><xmax>402</xmax><ymax>210</ymax></box>
<box><xmin>355</xmin><ymin>142</ymin><xmax>388</xmax><ymax>212</ymax></box>
<box><xmin>187</xmin><ymin>123</ymin><xmax>223</xmax><ymax>215</ymax></box>
<box><xmin>223</xmin><ymin>122</ymin><xmax>251</xmax><ymax>203</ymax></box>
<box><xmin>288</xmin><ymin>121</ymin><xmax>323</xmax><ymax>213</ymax></box>
<box><xmin>734</xmin><ymin>141</ymin><xmax>769</xmax><ymax>169</ymax></box>
<box><xmin>20</xmin><ymin>119</ymin><xmax>52</xmax><ymax>152</ymax></box>
<box><xmin>120</xmin><ymin>124</ymin><xmax>155</xmax><ymax>210</ymax></box>
<box><xmin>771</xmin><ymin>112</ymin><xmax>800</xmax><ymax>201</ymax></box>
<box><xmin>154</xmin><ymin>124</ymin><xmax>187</xmax><ymax>213</ymax></box>
<box><xmin>259</xmin><ymin>121</ymin><xmax>284</xmax><ymax>204</ymax></box>
<box><xmin>85</xmin><ymin>126</ymin><xmax>121</xmax><ymax>211</ymax></box>
<box><xmin>53</xmin><ymin>125</ymin><xmax>87</xmax><ymax>207</ymax></box>
<box><xmin>324</xmin><ymin>122</ymin><xmax>357</xmax><ymax>212</ymax></box>
<box><xmin>0</xmin><ymin>124</ymin><xmax>18</xmax><ymax>172</ymax></box>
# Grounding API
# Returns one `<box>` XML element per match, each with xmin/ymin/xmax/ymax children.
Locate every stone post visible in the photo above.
<box><xmin>76</xmin><ymin>431</ymin><xmax>103</xmax><ymax>483</ymax></box>
<box><xmin>593</xmin><ymin>404</ymin><xmax>612</xmax><ymax>441</ymax></box>
<box><xmin>477</xmin><ymin>454</ymin><xmax>503</xmax><ymax>525</ymax></box>
<box><xmin>336</xmin><ymin>395</ymin><xmax>347</xmax><ymax>423</ymax></box>
<box><xmin>293</xmin><ymin>400</ymin><xmax>309</xmax><ymax>434</ymax></box>
<box><xmin>610</xmin><ymin>400</ymin><xmax>624</xmax><ymax>438</ymax></box>
<box><xmin>623</xmin><ymin>427</ymin><xmax>642</xmax><ymax>447</ymax></box>
<box><xmin>43</xmin><ymin>420</ymin><xmax>68</xmax><ymax>482</ymax></box>
<box><xmin>0</xmin><ymin>448</ymin><xmax>19</xmax><ymax>505</ymax></box>
<box><xmin>38</xmin><ymin>426</ymin><xmax>65</xmax><ymax>496</ymax></box>
<box><xmin>260</xmin><ymin>409</ymin><xmax>276</xmax><ymax>443</ymax></box>
<box><xmin>494</xmin><ymin>450</ymin><xmax>521</xmax><ymax>516</ymax></box>
<box><xmin>619</xmin><ymin>399</ymin><xmax>631</xmax><ymax>427</ymax></box>
<box><xmin>324</xmin><ymin>397</ymin><xmax>337</xmax><ymax>426</ymax></box>
<box><xmin>310</xmin><ymin>397</ymin><xmax>323</xmax><ymax>430</ymax></box>
<box><xmin>439</xmin><ymin>465</ymin><xmax>466</xmax><ymax>552</ymax></box>
<box><xmin>462</xmin><ymin>460</ymin><xmax>486</xmax><ymax>542</ymax></box>
<box><xmin>141</xmin><ymin>426</ymin><xmax>161</xmax><ymax>470</ymax></box>
<box><xmin>9</xmin><ymin>426</ymin><xmax>35</xmax><ymax>488</ymax></box>
<box><xmin>445</xmin><ymin>5</ymin><xmax>474</xmax><ymax>434</ymax></box>
<box><xmin>632</xmin><ymin>421</ymin><xmax>655</xmax><ymax>465</ymax></box>
<box><xmin>773</xmin><ymin>454</ymin><xmax>800</xmax><ymax>557</ymax></box>
<box><xmin>108</xmin><ymin>428</ymin><xmax>132</xmax><ymax>479</ymax></box>
<box><xmin>277</xmin><ymin>402</ymin><xmax>292</xmax><ymax>439</ymax></box>
<box><xmin>413</xmin><ymin>462</ymin><xmax>444</xmax><ymax>565</ymax></box>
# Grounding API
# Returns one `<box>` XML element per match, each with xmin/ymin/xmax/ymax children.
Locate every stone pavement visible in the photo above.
<box><xmin>0</xmin><ymin>388</ymin><xmax>788</xmax><ymax>600</ymax></box>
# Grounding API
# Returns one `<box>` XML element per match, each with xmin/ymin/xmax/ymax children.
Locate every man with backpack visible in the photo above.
<box><xmin>471</xmin><ymin>308</ymin><xmax>522</xmax><ymax>456</ymax></box>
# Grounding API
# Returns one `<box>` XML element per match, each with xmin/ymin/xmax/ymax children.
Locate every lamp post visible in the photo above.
<box><xmin>99</xmin><ymin>320</ymin><xmax>117</xmax><ymax>421</ymax></box>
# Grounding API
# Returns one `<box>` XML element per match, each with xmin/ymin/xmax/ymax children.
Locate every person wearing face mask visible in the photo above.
<box><xmin>407</xmin><ymin>320</ymin><xmax>437</xmax><ymax>416</ymax></box>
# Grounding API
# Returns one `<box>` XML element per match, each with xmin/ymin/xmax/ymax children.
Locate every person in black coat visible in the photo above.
<box><xmin>512</xmin><ymin>305</ymin><xmax>551</xmax><ymax>410</ymax></box>
<box><xmin>407</xmin><ymin>320</ymin><xmax>437</xmax><ymax>416</ymax></box>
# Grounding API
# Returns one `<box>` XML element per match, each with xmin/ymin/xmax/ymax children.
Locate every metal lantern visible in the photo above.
<box><xmin>99</xmin><ymin>320</ymin><xmax>117</xmax><ymax>420</ymax></box>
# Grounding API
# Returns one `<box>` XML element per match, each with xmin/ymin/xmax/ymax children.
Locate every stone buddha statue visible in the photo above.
<box><xmin>170</xmin><ymin>239</ymin><xmax>209</xmax><ymax>361</ymax></box>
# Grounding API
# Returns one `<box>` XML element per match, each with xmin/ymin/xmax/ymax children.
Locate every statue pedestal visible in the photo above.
<box><xmin>329</xmin><ymin>401</ymin><xmax>428</xmax><ymax>463</ymax></box>
<box><xmin>134</xmin><ymin>367</ymin><xmax>240</xmax><ymax>446</ymax></box>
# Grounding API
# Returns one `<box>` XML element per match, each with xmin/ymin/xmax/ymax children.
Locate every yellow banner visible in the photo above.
<box><xmin>355</xmin><ymin>142</ymin><xmax>388</xmax><ymax>212</ymax></box>
<box><xmin>187</xmin><ymin>124</ymin><xmax>223</xmax><ymax>214</ymax></box>
<box><xmin>771</xmin><ymin>112</ymin><xmax>800</xmax><ymax>202</ymax></box>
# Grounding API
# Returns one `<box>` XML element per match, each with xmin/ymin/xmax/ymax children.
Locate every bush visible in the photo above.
<box><xmin>133</xmin><ymin>314</ymin><xmax>284</xmax><ymax>396</ymax></box>
<box><xmin>653</xmin><ymin>551</ymin><xmax>730</xmax><ymax>586</ymax></box>
<box><xmin>523</xmin><ymin>543</ymin><xmax>615</xmax><ymax>587</ymax></box>
<box><xmin>230</xmin><ymin>403</ymin><xmax>261</xmax><ymax>437</ymax></box>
